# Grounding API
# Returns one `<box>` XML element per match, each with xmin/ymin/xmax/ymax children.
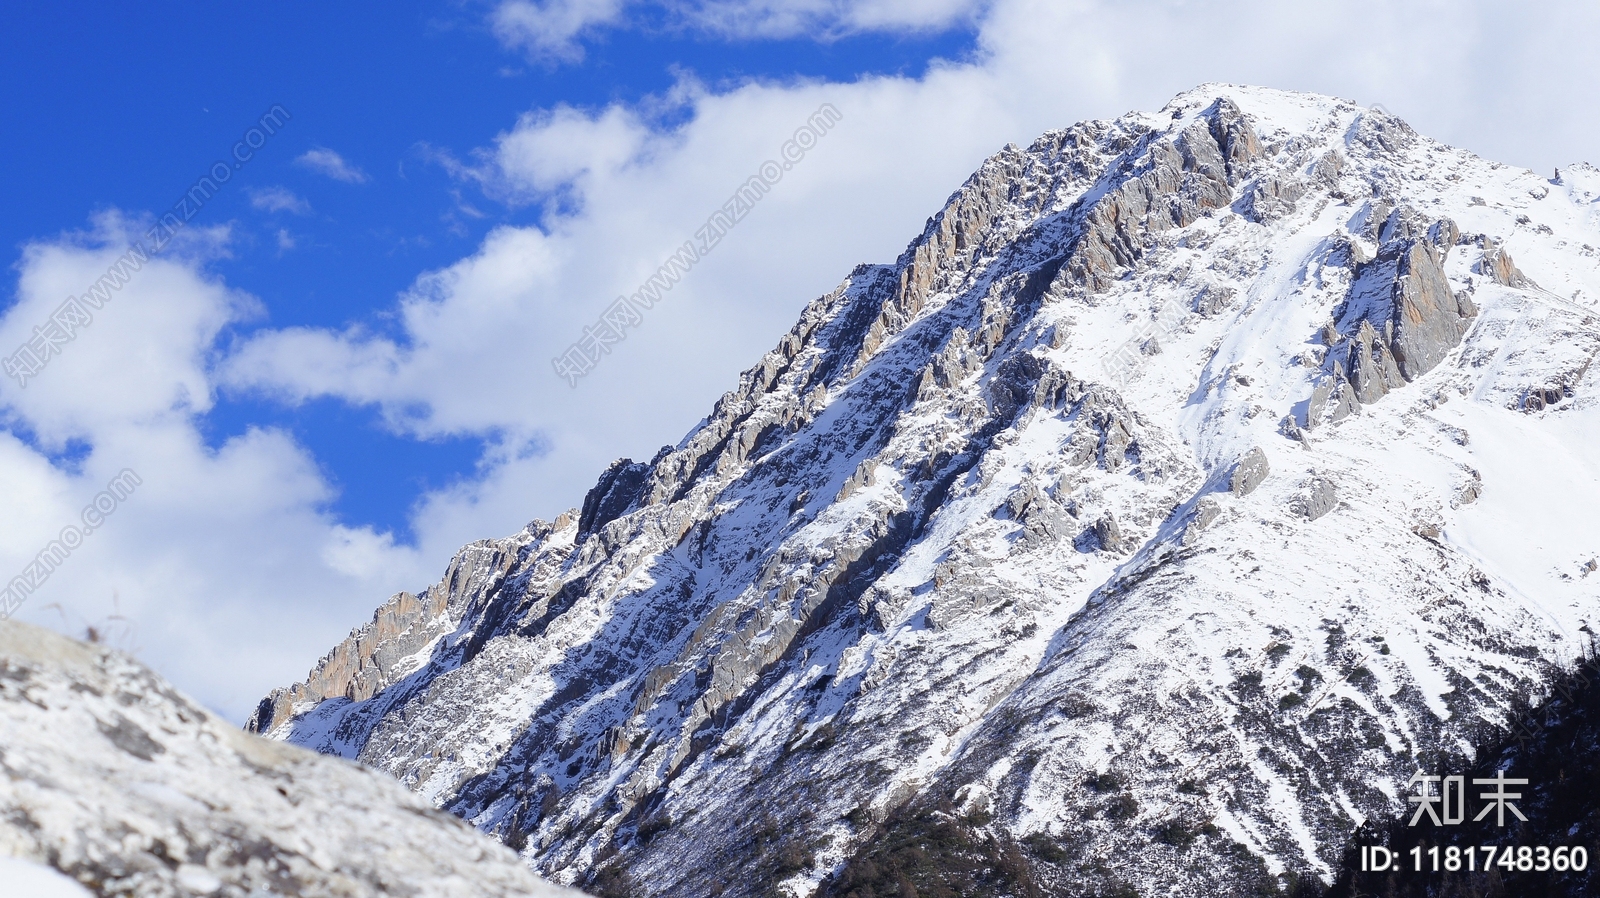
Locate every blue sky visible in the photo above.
<box><xmin>0</xmin><ymin>1</ymin><xmax>975</xmax><ymax>537</ymax></box>
<box><xmin>2</xmin><ymin>0</ymin><xmax>1596</xmax><ymax>721</ymax></box>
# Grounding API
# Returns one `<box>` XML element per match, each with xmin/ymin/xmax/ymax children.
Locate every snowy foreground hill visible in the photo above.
<box><xmin>0</xmin><ymin>620</ymin><xmax>581</xmax><ymax>897</ymax></box>
<box><xmin>254</xmin><ymin>85</ymin><xmax>1600</xmax><ymax>896</ymax></box>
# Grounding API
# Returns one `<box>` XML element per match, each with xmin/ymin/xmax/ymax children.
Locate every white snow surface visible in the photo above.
<box><xmin>0</xmin><ymin>856</ymin><xmax>96</xmax><ymax>897</ymax></box>
<box><xmin>0</xmin><ymin>620</ymin><xmax>581</xmax><ymax>898</ymax></box>
<box><xmin>262</xmin><ymin>84</ymin><xmax>1600</xmax><ymax>897</ymax></box>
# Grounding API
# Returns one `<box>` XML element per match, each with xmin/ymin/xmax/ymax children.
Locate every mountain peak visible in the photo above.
<box><xmin>255</xmin><ymin>86</ymin><xmax>1600</xmax><ymax>896</ymax></box>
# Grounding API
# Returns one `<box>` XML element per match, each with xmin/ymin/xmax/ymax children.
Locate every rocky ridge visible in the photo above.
<box><xmin>255</xmin><ymin>86</ymin><xmax>1600</xmax><ymax>896</ymax></box>
<box><xmin>0</xmin><ymin>619</ymin><xmax>579</xmax><ymax>897</ymax></box>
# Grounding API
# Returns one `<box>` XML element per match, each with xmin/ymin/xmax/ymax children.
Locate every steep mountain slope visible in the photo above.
<box><xmin>1326</xmin><ymin>642</ymin><xmax>1600</xmax><ymax>898</ymax></box>
<box><xmin>0</xmin><ymin>620</ymin><xmax>579</xmax><ymax>897</ymax></box>
<box><xmin>252</xmin><ymin>85</ymin><xmax>1600</xmax><ymax>897</ymax></box>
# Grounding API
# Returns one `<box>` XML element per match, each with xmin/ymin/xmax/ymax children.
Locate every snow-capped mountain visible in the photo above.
<box><xmin>0</xmin><ymin>620</ymin><xmax>580</xmax><ymax>897</ymax></box>
<box><xmin>252</xmin><ymin>85</ymin><xmax>1600</xmax><ymax>896</ymax></box>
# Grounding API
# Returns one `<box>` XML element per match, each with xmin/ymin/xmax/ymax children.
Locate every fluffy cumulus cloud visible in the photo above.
<box><xmin>7</xmin><ymin>0</ymin><xmax>1600</xmax><ymax>720</ymax></box>
<box><xmin>485</xmin><ymin>0</ymin><xmax>1600</xmax><ymax>175</ymax></box>
<box><xmin>0</xmin><ymin>216</ymin><xmax>434</xmax><ymax>720</ymax></box>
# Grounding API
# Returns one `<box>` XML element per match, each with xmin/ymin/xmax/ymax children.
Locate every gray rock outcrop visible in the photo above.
<box><xmin>1317</xmin><ymin>207</ymin><xmax>1481</xmax><ymax>414</ymax></box>
<box><xmin>1347</xmin><ymin>319</ymin><xmax>1407</xmax><ymax>404</ymax></box>
<box><xmin>1390</xmin><ymin>238</ymin><xmax>1477</xmax><ymax>380</ymax></box>
<box><xmin>1478</xmin><ymin>240</ymin><xmax>1533</xmax><ymax>288</ymax></box>
<box><xmin>1181</xmin><ymin>495</ymin><xmax>1222</xmax><ymax>546</ymax></box>
<box><xmin>1095</xmin><ymin>513</ymin><xmax>1126</xmax><ymax>553</ymax></box>
<box><xmin>1230</xmin><ymin>447</ymin><xmax>1271</xmax><ymax>496</ymax></box>
<box><xmin>1292</xmin><ymin>477</ymin><xmax>1339</xmax><ymax>521</ymax></box>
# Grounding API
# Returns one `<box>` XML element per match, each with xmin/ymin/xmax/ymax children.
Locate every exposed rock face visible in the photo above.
<box><xmin>248</xmin><ymin>536</ymin><xmax>529</xmax><ymax>733</ymax></box>
<box><xmin>1390</xmin><ymin>238</ymin><xmax>1477</xmax><ymax>380</ymax></box>
<box><xmin>1063</xmin><ymin>99</ymin><xmax>1260</xmax><ymax>295</ymax></box>
<box><xmin>1322</xmin><ymin>206</ymin><xmax>1481</xmax><ymax>411</ymax></box>
<box><xmin>579</xmin><ymin>459</ymin><xmax>655</xmax><ymax>538</ymax></box>
<box><xmin>1005</xmin><ymin>479</ymin><xmax>1073</xmax><ymax>547</ymax></box>
<box><xmin>1292</xmin><ymin>476</ymin><xmax>1339</xmax><ymax>521</ymax></box>
<box><xmin>1346</xmin><ymin>319</ymin><xmax>1406</xmax><ymax>404</ymax></box>
<box><xmin>1324</xmin><ymin>373</ymin><xmax>1362</xmax><ymax>423</ymax></box>
<box><xmin>1455</xmin><ymin>469</ymin><xmax>1482</xmax><ymax>506</ymax></box>
<box><xmin>1478</xmin><ymin>239</ymin><xmax>1533</xmax><ymax>288</ymax></box>
<box><xmin>256</xmin><ymin>86</ymin><xmax>1600</xmax><ymax>898</ymax></box>
<box><xmin>1094</xmin><ymin>513</ymin><xmax>1126</xmax><ymax>553</ymax></box>
<box><xmin>1230</xmin><ymin>446</ymin><xmax>1271</xmax><ymax>496</ymax></box>
<box><xmin>0</xmin><ymin>621</ymin><xmax>578</xmax><ymax>898</ymax></box>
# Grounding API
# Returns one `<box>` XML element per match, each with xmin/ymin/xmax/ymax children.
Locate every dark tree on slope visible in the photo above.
<box><xmin>820</xmin><ymin>802</ymin><xmax>1041</xmax><ymax>898</ymax></box>
<box><xmin>1324</xmin><ymin>641</ymin><xmax>1600</xmax><ymax>898</ymax></box>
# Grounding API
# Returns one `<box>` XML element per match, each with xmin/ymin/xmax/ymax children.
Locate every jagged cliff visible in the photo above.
<box><xmin>254</xmin><ymin>85</ymin><xmax>1600</xmax><ymax>896</ymax></box>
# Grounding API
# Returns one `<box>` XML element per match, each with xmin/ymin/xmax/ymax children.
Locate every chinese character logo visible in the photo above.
<box><xmin>1472</xmin><ymin>770</ymin><xmax>1529</xmax><ymax>827</ymax></box>
<box><xmin>1405</xmin><ymin>770</ymin><xmax>1528</xmax><ymax>827</ymax></box>
<box><xmin>1406</xmin><ymin>773</ymin><xmax>1466</xmax><ymax>826</ymax></box>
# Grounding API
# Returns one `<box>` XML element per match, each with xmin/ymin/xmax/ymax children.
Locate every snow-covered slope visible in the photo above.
<box><xmin>0</xmin><ymin>619</ymin><xmax>581</xmax><ymax>897</ymax></box>
<box><xmin>254</xmin><ymin>85</ymin><xmax>1600</xmax><ymax>896</ymax></box>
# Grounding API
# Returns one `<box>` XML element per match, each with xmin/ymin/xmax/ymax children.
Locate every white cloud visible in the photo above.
<box><xmin>492</xmin><ymin>0</ymin><xmax>630</xmax><ymax>63</ymax></box>
<box><xmin>10</xmin><ymin>0</ymin><xmax>1600</xmax><ymax>723</ymax></box>
<box><xmin>0</xmin><ymin>217</ymin><xmax>432</xmax><ymax>720</ymax></box>
<box><xmin>295</xmin><ymin>148</ymin><xmax>369</xmax><ymax>184</ymax></box>
<box><xmin>683</xmin><ymin>0</ymin><xmax>984</xmax><ymax>39</ymax></box>
<box><xmin>4</xmin><ymin>214</ymin><xmax>252</xmax><ymax>445</ymax></box>
<box><xmin>474</xmin><ymin>104</ymin><xmax>652</xmax><ymax>203</ymax></box>
<box><xmin>491</xmin><ymin>0</ymin><xmax>985</xmax><ymax>60</ymax></box>
<box><xmin>275</xmin><ymin>229</ymin><xmax>296</xmax><ymax>252</ymax></box>
<box><xmin>248</xmin><ymin>186</ymin><xmax>312</xmax><ymax>215</ymax></box>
